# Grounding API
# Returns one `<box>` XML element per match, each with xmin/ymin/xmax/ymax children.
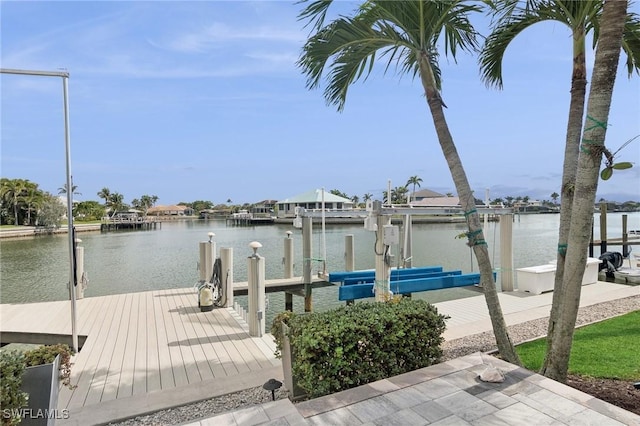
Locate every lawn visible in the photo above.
<box><xmin>516</xmin><ymin>310</ymin><xmax>640</xmax><ymax>380</ymax></box>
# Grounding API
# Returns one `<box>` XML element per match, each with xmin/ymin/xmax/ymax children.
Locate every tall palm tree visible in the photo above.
<box><xmin>406</xmin><ymin>175</ymin><xmax>423</xmax><ymax>203</ymax></box>
<box><xmin>298</xmin><ymin>0</ymin><xmax>519</xmax><ymax>363</ymax></box>
<box><xmin>546</xmin><ymin>0</ymin><xmax>628</xmax><ymax>382</ymax></box>
<box><xmin>481</xmin><ymin>0</ymin><xmax>640</xmax><ymax>377</ymax></box>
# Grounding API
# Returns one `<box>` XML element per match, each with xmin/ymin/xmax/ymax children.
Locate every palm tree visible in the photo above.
<box><xmin>58</xmin><ymin>183</ymin><xmax>81</xmax><ymax>196</ymax></box>
<box><xmin>23</xmin><ymin>185</ymin><xmax>44</xmax><ymax>226</ymax></box>
<box><xmin>550</xmin><ymin>192</ymin><xmax>559</xmax><ymax>204</ymax></box>
<box><xmin>406</xmin><ymin>175</ymin><xmax>423</xmax><ymax>203</ymax></box>
<box><xmin>298</xmin><ymin>0</ymin><xmax>519</xmax><ymax>363</ymax></box>
<box><xmin>0</xmin><ymin>178</ymin><xmax>27</xmax><ymax>225</ymax></box>
<box><xmin>97</xmin><ymin>187</ymin><xmax>111</xmax><ymax>206</ymax></box>
<box><xmin>481</xmin><ymin>0</ymin><xmax>640</xmax><ymax>378</ymax></box>
<box><xmin>544</xmin><ymin>0</ymin><xmax>628</xmax><ymax>382</ymax></box>
<box><xmin>108</xmin><ymin>192</ymin><xmax>125</xmax><ymax>216</ymax></box>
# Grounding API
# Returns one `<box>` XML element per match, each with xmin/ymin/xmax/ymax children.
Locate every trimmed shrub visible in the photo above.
<box><xmin>272</xmin><ymin>298</ymin><xmax>447</xmax><ymax>398</ymax></box>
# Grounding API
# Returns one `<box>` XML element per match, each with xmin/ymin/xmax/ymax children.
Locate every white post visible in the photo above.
<box><xmin>302</xmin><ymin>217</ymin><xmax>313</xmax><ymax>312</ymax></box>
<box><xmin>284</xmin><ymin>231</ymin><xmax>294</xmax><ymax>279</ymax></box>
<box><xmin>345</xmin><ymin>234</ymin><xmax>354</xmax><ymax>272</ymax></box>
<box><xmin>500</xmin><ymin>214</ymin><xmax>514</xmax><ymax>291</ymax></box>
<box><xmin>220</xmin><ymin>247</ymin><xmax>233</xmax><ymax>308</ymax></box>
<box><xmin>247</xmin><ymin>241</ymin><xmax>265</xmax><ymax>337</ymax></box>
<box><xmin>402</xmin><ymin>215</ymin><xmax>412</xmax><ymax>268</ymax></box>
<box><xmin>75</xmin><ymin>239</ymin><xmax>85</xmax><ymax>299</ymax></box>
<box><xmin>199</xmin><ymin>233</ymin><xmax>216</xmax><ymax>282</ymax></box>
<box><xmin>375</xmin><ymin>213</ymin><xmax>390</xmax><ymax>301</ymax></box>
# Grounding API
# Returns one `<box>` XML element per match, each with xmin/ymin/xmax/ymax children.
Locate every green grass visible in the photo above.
<box><xmin>516</xmin><ymin>311</ymin><xmax>640</xmax><ymax>380</ymax></box>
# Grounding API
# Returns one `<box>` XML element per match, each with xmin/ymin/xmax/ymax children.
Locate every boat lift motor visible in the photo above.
<box><xmin>598</xmin><ymin>251</ymin><xmax>623</xmax><ymax>278</ymax></box>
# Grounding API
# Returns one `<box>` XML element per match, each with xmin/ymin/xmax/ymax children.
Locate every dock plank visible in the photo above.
<box><xmin>166</xmin><ymin>289</ymin><xmax>202</xmax><ymax>384</ymax></box>
<box><xmin>101</xmin><ymin>293</ymin><xmax>134</xmax><ymax>402</ymax></box>
<box><xmin>143</xmin><ymin>291</ymin><xmax>161</xmax><ymax>393</ymax></box>
<box><xmin>83</xmin><ymin>293</ymin><xmax>129</xmax><ymax>406</ymax></box>
<box><xmin>174</xmin><ymin>290</ymin><xmax>217</xmax><ymax>381</ymax></box>
<box><xmin>152</xmin><ymin>290</ymin><xmax>175</xmax><ymax>390</ymax></box>
<box><xmin>158</xmin><ymin>289</ymin><xmax>189</xmax><ymax>387</ymax></box>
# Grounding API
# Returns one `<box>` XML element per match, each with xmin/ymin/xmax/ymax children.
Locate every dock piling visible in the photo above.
<box><xmin>247</xmin><ymin>242</ymin><xmax>266</xmax><ymax>337</ymax></box>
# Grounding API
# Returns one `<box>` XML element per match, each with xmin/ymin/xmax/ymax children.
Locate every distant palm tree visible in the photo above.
<box><xmin>58</xmin><ymin>183</ymin><xmax>81</xmax><ymax>196</ymax></box>
<box><xmin>1</xmin><ymin>178</ymin><xmax>27</xmax><ymax>225</ymax></box>
<box><xmin>550</xmin><ymin>192</ymin><xmax>560</xmax><ymax>205</ymax></box>
<box><xmin>298</xmin><ymin>0</ymin><xmax>518</xmax><ymax>363</ymax></box>
<box><xmin>97</xmin><ymin>188</ymin><xmax>111</xmax><ymax>206</ymax></box>
<box><xmin>406</xmin><ymin>175</ymin><xmax>423</xmax><ymax>203</ymax></box>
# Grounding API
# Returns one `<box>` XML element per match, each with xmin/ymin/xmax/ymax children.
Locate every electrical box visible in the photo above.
<box><xmin>383</xmin><ymin>224</ymin><xmax>399</xmax><ymax>245</ymax></box>
<box><xmin>364</xmin><ymin>215</ymin><xmax>377</xmax><ymax>231</ymax></box>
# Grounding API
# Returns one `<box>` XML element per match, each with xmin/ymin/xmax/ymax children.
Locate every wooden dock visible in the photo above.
<box><xmin>100</xmin><ymin>217</ymin><xmax>159</xmax><ymax>232</ymax></box>
<box><xmin>0</xmin><ymin>288</ymin><xmax>280</xmax><ymax>419</ymax></box>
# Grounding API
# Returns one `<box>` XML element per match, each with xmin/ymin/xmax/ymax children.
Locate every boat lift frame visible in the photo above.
<box><xmin>295</xmin><ymin>201</ymin><xmax>515</xmax><ymax>304</ymax></box>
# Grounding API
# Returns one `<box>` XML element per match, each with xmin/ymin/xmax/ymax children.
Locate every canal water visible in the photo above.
<box><xmin>1</xmin><ymin>213</ymin><xmax>637</xmax><ymax>324</ymax></box>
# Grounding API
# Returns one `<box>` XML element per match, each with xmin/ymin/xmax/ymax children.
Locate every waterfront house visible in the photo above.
<box><xmin>147</xmin><ymin>205</ymin><xmax>194</xmax><ymax>217</ymax></box>
<box><xmin>276</xmin><ymin>189</ymin><xmax>353</xmax><ymax>218</ymax></box>
<box><xmin>251</xmin><ymin>199</ymin><xmax>277</xmax><ymax>218</ymax></box>
<box><xmin>411</xmin><ymin>188</ymin><xmax>447</xmax><ymax>202</ymax></box>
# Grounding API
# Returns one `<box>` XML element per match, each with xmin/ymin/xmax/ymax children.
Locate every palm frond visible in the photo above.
<box><xmin>297</xmin><ymin>0</ymin><xmax>335</xmax><ymax>31</ymax></box>
<box><xmin>480</xmin><ymin>11</ymin><xmax>546</xmax><ymax>89</ymax></box>
<box><xmin>622</xmin><ymin>11</ymin><xmax>640</xmax><ymax>76</ymax></box>
<box><xmin>298</xmin><ymin>0</ymin><xmax>481</xmax><ymax>110</ymax></box>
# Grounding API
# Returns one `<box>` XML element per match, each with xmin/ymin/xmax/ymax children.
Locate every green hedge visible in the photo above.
<box><xmin>273</xmin><ymin>298</ymin><xmax>447</xmax><ymax>398</ymax></box>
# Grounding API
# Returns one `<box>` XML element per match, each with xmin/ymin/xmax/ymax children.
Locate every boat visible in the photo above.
<box><xmin>598</xmin><ymin>251</ymin><xmax>640</xmax><ymax>284</ymax></box>
<box><xmin>612</xmin><ymin>268</ymin><xmax>640</xmax><ymax>284</ymax></box>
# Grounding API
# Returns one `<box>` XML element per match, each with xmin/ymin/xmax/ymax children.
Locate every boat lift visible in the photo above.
<box><xmin>294</xmin><ymin>200</ymin><xmax>514</xmax><ymax>303</ymax></box>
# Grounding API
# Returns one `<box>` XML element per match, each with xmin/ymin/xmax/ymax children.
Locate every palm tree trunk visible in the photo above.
<box><xmin>541</xmin><ymin>0</ymin><xmax>627</xmax><ymax>382</ymax></box>
<box><xmin>418</xmin><ymin>52</ymin><xmax>520</xmax><ymax>365</ymax></box>
<box><xmin>542</xmin><ymin>27</ymin><xmax>588</xmax><ymax>373</ymax></box>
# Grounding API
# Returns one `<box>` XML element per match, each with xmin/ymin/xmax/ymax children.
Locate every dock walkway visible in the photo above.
<box><xmin>0</xmin><ymin>281</ymin><xmax>638</xmax><ymax>425</ymax></box>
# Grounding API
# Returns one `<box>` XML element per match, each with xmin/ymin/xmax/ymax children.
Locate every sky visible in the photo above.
<box><xmin>1</xmin><ymin>1</ymin><xmax>639</xmax><ymax>206</ymax></box>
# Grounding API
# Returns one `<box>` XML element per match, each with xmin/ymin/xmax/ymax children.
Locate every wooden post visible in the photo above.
<box><xmin>247</xmin><ymin>242</ymin><xmax>265</xmax><ymax>337</ymax></box>
<box><xmin>302</xmin><ymin>217</ymin><xmax>313</xmax><ymax>312</ymax></box>
<box><xmin>600</xmin><ymin>202</ymin><xmax>607</xmax><ymax>254</ymax></box>
<box><xmin>284</xmin><ymin>231</ymin><xmax>294</xmax><ymax>311</ymax></box>
<box><xmin>499</xmin><ymin>214</ymin><xmax>514</xmax><ymax>291</ymax></box>
<box><xmin>220</xmin><ymin>247</ymin><xmax>233</xmax><ymax>308</ymax></box>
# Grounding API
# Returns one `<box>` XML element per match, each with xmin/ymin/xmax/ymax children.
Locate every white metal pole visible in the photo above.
<box><xmin>1</xmin><ymin>68</ymin><xmax>77</xmax><ymax>352</ymax></box>
<box><xmin>63</xmin><ymin>76</ymin><xmax>78</xmax><ymax>353</ymax></box>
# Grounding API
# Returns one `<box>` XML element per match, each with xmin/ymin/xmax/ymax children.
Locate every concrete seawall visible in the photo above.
<box><xmin>0</xmin><ymin>224</ymin><xmax>101</xmax><ymax>239</ymax></box>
